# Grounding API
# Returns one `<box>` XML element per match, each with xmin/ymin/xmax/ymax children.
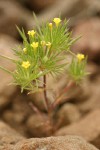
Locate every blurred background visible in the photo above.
<box><xmin>0</xmin><ymin>0</ymin><xmax>100</xmax><ymax>147</ymax></box>
<box><xmin>0</xmin><ymin>0</ymin><xmax>100</xmax><ymax>61</ymax></box>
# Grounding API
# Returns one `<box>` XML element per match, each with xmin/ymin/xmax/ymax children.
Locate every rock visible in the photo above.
<box><xmin>2</xmin><ymin>110</ymin><xmax>27</xmax><ymax>136</ymax></box>
<box><xmin>0</xmin><ymin>34</ymin><xmax>17</xmax><ymax>69</ymax></box>
<box><xmin>86</xmin><ymin>63</ymin><xmax>100</xmax><ymax>81</ymax></box>
<box><xmin>0</xmin><ymin>0</ymin><xmax>32</xmax><ymax>38</ymax></box>
<box><xmin>56</xmin><ymin>109</ymin><xmax>100</xmax><ymax>148</ymax></box>
<box><xmin>0</xmin><ymin>35</ymin><xmax>18</xmax><ymax>109</ymax></box>
<box><xmin>72</xmin><ymin>18</ymin><xmax>100</xmax><ymax>63</ymax></box>
<box><xmin>29</xmin><ymin>92</ymin><xmax>46</xmax><ymax>111</ymax></box>
<box><xmin>2</xmin><ymin>94</ymin><xmax>32</xmax><ymax>137</ymax></box>
<box><xmin>77</xmin><ymin>76</ymin><xmax>100</xmax><ymax>113</ymax></box>
<box><xmin>13</xmin><ymin>135</ymin><xmax>98</xmax><ymax>150</ymax></box>
<box><xmin>26</xmin><ymin>114</ymin><xmax>52</xmax><ymax>137</ymax></box>
<box><xmin>0</xmin><ymin>121</ymin><xmax>98</xmax><ymax>150</ymax></box>
<box><xmin>0</xmin><ymin>96</ymin><xmax>11</xmax><ymax>110</ymax></box>
<box><xmin>24</xmin><ymin>0</ymin><xmax>55</xmax><ymax>12</ymax></box>
<box><xmin>0</xmin><ymin>121</ymin><xmax>25</xmax><ymax>150</ymax></box>
<box><xmin>55</xmin><ymin>103</ymin><xmax>81</xmax><ymax>128</ymax></box>
<box><xmin>12</xmin><ymin>94</ymin><xmax>32</xmax><ymax>118</ymax></box>
<box><xmin>66</xmin><ymin>67</ymin><xmax>100</xmax><ymax>113</ymax></box>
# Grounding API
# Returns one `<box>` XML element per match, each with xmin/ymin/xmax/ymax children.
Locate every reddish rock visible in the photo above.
<box><xmin>0</xmin><ymin>35</ymin><xmax>18</xmax><ymax>109</ymax></box>
<box><xmin>24</xmin><ymin>0</ymin><xmax>55</xmax><ymax>12</ymax></box>
<box><xmin>56</xmin><ymin>109</ymin><xmax>100</xmax><ymax>148</ymax></box>
<box><xmin>55</xmin><ymin>103</ymin><xmax>81</xmax><ymax>128</ymax></box>
<box><xmin>2</xmin><ymin>94</ymin><xmax>32</xmax><ymax>137</ymax></box>
<box><xmin>86</xmin><ymin>63</ymin><xmax>100</xmax><ymax>81</ymax></box>
<box><xmin>72</xmin><ymin>18</ymin><xmax>100</xmax><ymax>62</ymax></box>
<box><xmin>26</xmin><ymin>114</ymin><xmax>52</xmax><ymax>137</ymax></box>
<box><xmin>77</xmin><ymin>76</ymin><xmax>100</xmax><ymax>113</ymax></box>
<box><xmin>2</xmin><ymin>110</ymin><xmax>27</xmax><ymax>137</ymax></box>
<box><xmin>0</xmin><ymin>121</ymin><xmax>25</xmax><ymax>150</ymax></box>
<box><xmin>0</xmin><ymin>121</ymin><xmax>97</xmax><ymax>150</ymax></box>
<box><xmin>0</xmin><ymin>0</ymin><xmax>32</xmax><ymax>38</ymax></box>
<box><xmin>13</xmin><ymin>136</ymin><xmax>98</xmax><ymax>150</ymax></box>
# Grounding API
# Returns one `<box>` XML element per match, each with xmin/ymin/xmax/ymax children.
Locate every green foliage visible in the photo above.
<box><xmin>0</xmin><ymin>17</ymin><xmax>88</xmax><ymax>92</ymax></box>
<box><xmin>39</xmin><ymin>20</ymin><xmax>74</xmax><ymax>52</ymax></box>
<box><xmin>68</xmin><ymin>56</ymin><xmax>87</xmax><ymax>83</ymax></box>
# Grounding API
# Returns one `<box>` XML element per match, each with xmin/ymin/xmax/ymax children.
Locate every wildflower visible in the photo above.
<box><xmin>53</xmin><ymin>18</ymin><xmax>61</xmax><ymax>26</ymax></box>
<box><xmin>46</xmin><ymin>42</ymin><xmax>51</xmax><ymax>48</ymax></box>
<box><xmin>43</xmin><ymin>56</ymin><xmax>48</xmax><ymax>62</ymax></box>
<box><xmin>22</xmin><ymin>61</ymin><xmax>30</xmax><ymax>69</ymax></box>
<box><xmin>23</xmin><ymin>48</ymin><xmax>27</xmax><ymax>54</ymax></box>
<box><xmin>31</xmin><ymin>42</ymin><xmax>39</xmax><ymax>49</ymax></box>
<box><xmin>27</xmin><ymin>30</ymin><xmax>36</xmax><ymax>37</ymax></box>
<box><xmin>41</xmin><ymin>41</ymin><xmax>46</xmax><ymax>46</ymax></box>
<box><xmin>49</xmin><ymin>23</ymin><xmax>52</xmax><ymax>30</ymax></box>
<box><xmin>77</xmin><ymin>53</ymin><xmax>85</xmax><ymax>62</ymax></box>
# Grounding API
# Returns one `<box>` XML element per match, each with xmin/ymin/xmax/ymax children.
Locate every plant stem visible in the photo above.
<box><xmin>0</xmin><ymin>66</ymin><xmax>13</xmax><ymax>74</ymax></box>
<box><xmin>52</xmin><ymin>81</ymin><xmax>75</xmax><ymax>108</ymax></box>
<box><xmin>0</xmin><ymin>54</ymin><xmax>16</xmax><ymax>62</ymax></box>
<box><xmin>43</xmin><ymin>75</ymin><xmax>55</xmax><ymax>135</ymax></box>
<box><xmin>29</xmin><ymin>102</ymin><xmax>41</xmax><ymax>115</ymax></box>
<box><xmin>43</xmin><ymin>75</ymin><xmax>49</xmax><ymax>111</ymax></box>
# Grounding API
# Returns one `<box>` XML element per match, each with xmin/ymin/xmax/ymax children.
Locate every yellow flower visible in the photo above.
<box><xmin>27</xmin><ymin>30</ymin><xmax>36</xmax><ymax>37</ymax></box>
<box><xmin>46</xmin><ymin>42</ymin><xmax>51</xmax><ymax>48</ymax></box>
<box><xmin>31</xmin><ymin>42</ymin><xmax>39</xmax><ymax>49</ymax></box>
<box><xmin>22</xmin><ymin>61</ymin><xmax>30</xmax><ymax>69</ymax></box>
<box><xmin>49</xmin><ymin>23</ymin><xmax>52</xmax><ymax>30</ymax></box>
<box><xmin>77</xmin><ymin>54</ymin><xmax>85</xmax><ymax>62</ymax></box>
<box><xmin>41</xmin><ymin>41</ymin><xmax>46</xmax><ymax>46</ymax></box>
<box><xmin>23</xmin><ymin>48</ymin><xmax>27</xmax><ymax>54</ymax></box>
<box><xmin>53</xmin><ymin>18</ymin><xmax>61</xmax><ymax>26</ymax></box>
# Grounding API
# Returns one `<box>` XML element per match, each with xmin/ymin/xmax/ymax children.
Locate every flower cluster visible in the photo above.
<box><xmin>0</xmin><ymin>17</ymin><xmax>88</xmax><ymax>92</ymax></box>
<box><xmin>68</xmin><ymin>53</ymin><xmax>87</xmax><ymax>82</ymax></box>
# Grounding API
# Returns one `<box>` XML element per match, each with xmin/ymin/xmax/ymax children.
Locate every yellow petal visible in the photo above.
<box><xmin>53</xmin><ymin>18</ymin><xmax>61</xmax><ymax>26</ymax></box>
<box><xmin>77</xmin><ymin>54</ymin><xmax>85</xmax><ymax>62</ymax></box>
<box><xmin>22</xmin><ymin>61</ymin><xmax>30</xmax><ymax>69</ymax></box>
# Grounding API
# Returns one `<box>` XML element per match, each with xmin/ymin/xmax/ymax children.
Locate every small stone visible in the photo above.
<box><xmin>0</xmin><ymin>121</ymin><xmax>24</xmax><ymax>149</ymax></box>
<box><xmin>72</xmin><ymin>18</ymin><xmax>100</xmax><ymax>62</ymax></box>
<box><xmin>56</xmin><ymin>109</ymin><xmax>100</xmax><ymax>148</ymax></box>
<box><xmin>13</xmin><ymin>135</ymin><xmax>98</xmax><ymax>150</ymax></box>
<box><xmin>55</xmin><ymin>103</ymin><xmax>81</xmax><ymax>128</ymax></box>
<box><xmin>77</xmin><ymin>76</ymin><xmax>100</xmax><ymax>113</ymax></box>
<box><xmin>23</xmin><ymin>0</ymin><xmax>55</xmax><ymax>12</ymax></box>
<box><xmin>0</xmin><ymin>0</ymin><xmax>31</xmax><ymax>38</ymax></box>
<box><xmin>26</xmin><ymin>114</ymin><xmax>52</xmax><ymax>137</ymax></box>
<box><xmin>0</xmin><ymin>35</ymin><xmax>18</xmax><ymax>109</ymax></box>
